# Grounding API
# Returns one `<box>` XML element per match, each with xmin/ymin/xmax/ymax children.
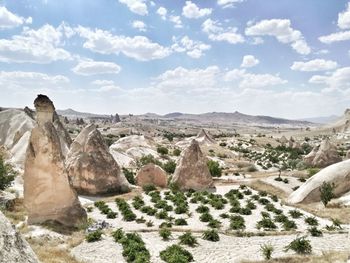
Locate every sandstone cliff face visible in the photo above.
<box><xmin>136</xmin><ymin>163</ymin><xmax>167</xmax><ymax>188</ymax></box>
<box><xmin>303</xmin><ymin>139</ymin><xmax>341</xmax><ymax>168</ymax></box>
<box><xmin>0</xmin><ymin>211</ymin><xmax>39</xmax><ymax>263</ymax></box>
<box><xmin>66</xmin><ymin>124</ymin><xmax>130</xmax><ymax>195</ymax></box>
<box><xmin>171</xmin><ymin>139</ymin><xmax>214</xmax><ymax>190</ymax></box>
<box><xmin>288</xmin><ymin>159</ymin><xmax>350</xmax><ymax>204</ymax></box>
<box><xmin>24</xmin><ymin>95</ymin><xmax>86</xmax><ymax>227</ymax></box>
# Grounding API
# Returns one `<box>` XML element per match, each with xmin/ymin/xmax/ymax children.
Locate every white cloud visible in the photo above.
<box><xmin>338</xmin><ymin>2</ymin><xmax>350</xmax><ymax>30</ymax></box>
<box><xmin>132</xmin><ymin>20</ymin><xmax>146</xmax><ymax>31</ymax></box>
<box><xmin>202</xmin><ymin>19</ymin><xmax>244</xmax><ymax>44</ymax></box>
<box><xmin>251</xmin><ymin>37</ymin><xmax>264</xmax><ymax>45</ymax></box>
<box><xmin>172</xmin><ymin>36</ymin><xmax>211</xmax><ymax>58</ymax></box>
<box><xmin>0</xmin><ymin>23</ymin><xmax>72</xmax><ymax>63</ymax></box>
<box><xmin>0</xmin><ymin>71</ymin><xmax>69</xmax><ymax>89</ymax></box>
<box><xmin>118</xmin><ymin>0</ymin><xmax>148</xmax><ymax>16</ymax></box>
<box><xmin>319</xmin><ymin>30</ymin><xmax>350</xmax><ymax>44</ymax></box>
<box><xmin>241</xmin><ymin>55</ymin><xmax>259</xmax><ymax>68</ymax></box>
<box><xmin>224</xmin><ymin>68</ymin><xmax>287</xmax><ymax>88</ymax></box>
<box><xmin>75</xmin><ymin>26</ymin><xmax>171</xmax><ymax>61</ymax></box>
<box><xmin>92</xmin><ymin>79</ymin><xmax>115</xmax><ymax>86</ymax></box>
<box><xmin>309</xmin><ymin>67</ymin><xmax>350</xmax><ymax>90</ymax></box>
<box><xmin>0</xmin><ymin>6</ymin><xmax>32</xmax><ymax>29</ymax></box>
<box><xmin>169</xmin><ymin>15</ymin><xmax>183</xmax><ymax>28</ymax></box>
<box><xmin>182</xmin><ymin>1</ymin><xmax>212</xmax><ymax>19</ymax></box>
<box><xmin>217</xmin><ymin>0</ymin><xmax>244</xmax><ymax>9</ymax></box>
<box><xmin>245</xmin><ymin>19</ymin><xmax>311</xmax><ymax>55</ymax></box>
<box><xmin>291</xmin><ymin>59</ymin><xmax>338</xmax><ymax>72</ymax></box>
<box><xmin>72</xmin><ymin>60</ymin><xmax>121</xmax><ymax>76</ymax></box>
<box><xmin>94</xmin><ymin>85</ymin><xmax>122</xmax><ymax>92</ymax></box>
<box><xmin>157</xmin><ymin>7</ymin><xmax>167</xmax><ymax>20</ymax></box>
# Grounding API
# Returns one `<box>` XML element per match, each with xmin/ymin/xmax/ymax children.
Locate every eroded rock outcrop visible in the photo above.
<box><xmin>288</xmin><ymin>159</ymin><xmax>350</xmax><ymax>204</ymax></box>
<box><xmin>171</xmin><ymin>139</ymin><xmax>214</xmax><ymax>190</ymax></box>
<box><xmin>303</xmin><ymin>139</ymin><xmax>341</xmax><ymax>168</ymax></box>
<box><xmin>196</xmin><ymin>129</ymin><xmax>216</xmax><ymax>145</ymax></box>
<box><xmin>66</xmin><ymin>124</ymin><xmax>130</xmax><ymax>195</ymax></box>
<box><xmin>0</xmin><ymin>211</ymin><xmax>39</xmax><ymax>263</ymax></box>
<box><xmin>136</xmin><ymin>163</ymin><xmax>167</xmax><ymax>188</ymax></box>
<box><xmin>24</xmin><ymin>95</ymin><xmax>86</xmax><ymax>227</ymax></box>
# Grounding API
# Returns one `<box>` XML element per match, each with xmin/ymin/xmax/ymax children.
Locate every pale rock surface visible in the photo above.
<box><xmin>0</xmin><ymin>211</ymin><xmax>39</xmax><ymax>263</ymax></box>
<box><xmin>171</xmin><ymin>139</ymin><xmax>214</xmax><ymax>190</ymax></box>
<box><xmin>279</xmin><ymin>136</ymin><xmax>288</xmax><ymax>145</ymax></box>
<box><xmin>66</xmin><ymin>124</ymin><xmax>130</xmax><ymax>195</ymax></box>
<box><xmin>303</xmin><ymin>139</ymin><xmax>341</xmax><ymax>168</ymax></box>
<box><xmin>136</xmin><ymin>163</ymin><xmax>168</xmax><ymax>188</ymax></box>
<box><xmin>346</xmin><ymin>150</ymin><xmax>350</xmax><ymax>159</ymax></box>
<box><xmin>288</xmin><ymin>159</ymin><xmax>350</xmax><ymax>204</ymax></box>
<box><xmin>196</xmin><ymin>129</ymin><xmax>216</xmax><ymax>145</ymax></box>
<box><xmin>24</xmin><ymin>95</ymin><xmax>86</xmax><ymax>227</ymax></box>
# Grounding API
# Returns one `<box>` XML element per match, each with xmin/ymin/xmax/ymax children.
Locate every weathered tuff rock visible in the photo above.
<box><xmin>346</xmin><ymin>150</ymin><xmax>350</xmax><ymax>159</ymax></box>
<box><xmin>196</xmin><ymin>129</ymin><xmax>216</xmax><ymax>145</ymax></box>
<box><xmin>66</xmin><ymin>124</ymin><xmax>130</xmax><ymax>195</ymax></box>
<box><xmin>303</xmin><ymin>139</ymin><xmax>341</xmax><ymax>168</ymax></box>
<box><xmin>279</xmin><ymin>136</ymin><xmax>288</xmax><ymax>146</ymax></box>
<box><xmin>171</xmin><ymin>139</ymin><xmax>214</xmax><ymax>190</ymax></box>
<box><xmin>136</xmin><ymin>163</ymin><xmax>167</xmax><ymax>188</ymax></box>
<box><xmin>0</xmin><ymin>211</ymin><xmax>39</xmax><ymax>263</ymax></box>
<box><xmin>288</xmin><ymin>159</ymin><xmax>350</xmax><ymax>204</ymax></box>
<box><xmin>24</xmin><ymin>95</ymin><xmax>86</xmax><ymax>227</ymax></box>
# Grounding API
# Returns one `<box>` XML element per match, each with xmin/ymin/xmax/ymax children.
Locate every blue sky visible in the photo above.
<box><xmin>0</xmin><ymin>0</ymin><xmax>349</xmax><ymax>118</ymax></box>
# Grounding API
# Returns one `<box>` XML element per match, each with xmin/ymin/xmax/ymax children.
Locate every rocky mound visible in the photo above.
<box><xmin>196</xmin><ymin>129</ymin><xmax>216</xmax><ymax>145</ymax></box>
<box><xmin>326</xmin><ymin>108</ymin><xmax>350</xmax><ymax>133</ymax></box>
<box><xmin>279</xmin><ymin>136</ymin><xmax>288</xmax><ymax>146</ymax></box>
<box><xmin>136</xmin><ymin>163</ymin><xmax>167</xmax><ymax>188</ymax></box>
<box><xmin>24</xmin><ymin>95</ymin><xmax>86</xmax><ymax>227</ymax></box>
<box><xmin>288</xmin><ymin>159</ymin><xmax>350</xmax><ymax>204</ymax></box>
<box><xmin>303</xmin><ymin>139</ymin><xmax>341</xmax><ymax>168</ymax></box>
<box><xmin>66</xmin><ymin>124</ymin><xmax>130</xmax><ymax>195</ymax></box>
<box><xmin>171</xmin><ymin>139</ymin><xmax>214</xmax><ymax>190</ymax></box>
<box><xmin>0</xmin><ymin>211</ymin><xmax>39</xmax><ymax>263</ymax></box>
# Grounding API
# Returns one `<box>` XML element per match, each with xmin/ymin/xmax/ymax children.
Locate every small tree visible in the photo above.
<box><xmin>122</xmin><ymin>167</ymin><xmax>135</xmax><ymax>185</ymax></box>
<box><xmin>0</xmin><ymin>156</ymin><xmax>16</xmax><ymax>190</ymax></box>
<box><xmin>163</xmin><ymin>160</ymin><xmax>176</xmax><ymax>174</ymax></box>
<box><xmin>207</xmin><ymin>160</ymin><xmax>222</xmax><ymax>177</ymax></box>
<box><xmin>319</xmin><ymin>181</ymin><xmax>335</xmax><ymax>207</ymax></box>
<box><xmin>157</xmin><ymin>146</ymin><xmax>169</xmax><ymax>155</ymax></box>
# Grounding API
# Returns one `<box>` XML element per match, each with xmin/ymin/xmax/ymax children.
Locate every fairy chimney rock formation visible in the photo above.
<box><xmin>303</xmin><ymin>139</ymin><xmax>341</xmax><ymax>168</ymax></box>
<box><xmin>171</xmin><ymin>139</ymin><xmax>214</xmax><ymax>190</ymax></box>
<box><xmin>24</xmin><ymin>94</ymin><xmax>86</xmax><ymax>227</ymax></box>
<box><xmin>136</xmin><ymin>163</ymin><xmax>168</xmax><ymax>188</ymax></box>
<box><xmin>66</xmin><ymin>124</ymin><xmax>130</xmax><ymax>195</ymax></box>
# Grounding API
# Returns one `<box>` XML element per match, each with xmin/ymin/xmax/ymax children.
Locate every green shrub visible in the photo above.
<box><xmin>282</xmin><ymin>219</ymin><xmax>297</xmax><ymax>231</ymax></box>
<box><xmin>119</xmin><ymin>233</ymin><xmax>151</xmax><ymax>263</ymax></box>
<box><xmin>230</xmin><ymin>215</ymin><xmax>245</xmax><ymax>230</ymax></box>
<box><xmin>289</xmin><ymin>209</ymin><xmax>303</xmax><ymax>219</ymax></box>
<box><xmin>179</xmin><ymin>232</ymin><xmax>198</xmax><ymax>247</ymax></box>
<box><xmin>304</xmin><ymin>216</ymin><xmax>318</xmax><ymax>226</ymax></box>
<box><xmin>157</xmin><ymin>146</ymin><xmax>169</xmax><ymax>155</ymax></box>
<box><xmin>247</xmin><ymin>165</ymin><xmax>257</xmax><ymax>172</ymax></box>
<box><xmin>307</xmin><ymin>168</ymin><xmax>320</xmax><ymax>177</ymax></box>
<box><xmin>174</xmin><ymin>218</ymin><xmax>188</xmax><ymax>226</ymax></box>
<box><xmin>107</xmin><ymin>211</ymin><xmax>117</xmax><ymax>219</ymax></box>
<box><xmin>132</xmin><ymin>196</ymin><xmax>145</xmax><ymax>209</ymax></box>
<box><xmin>260</xmin><ymin>243</ymin><xmax>274</xmax><ymax>260</ymax></box>
<box><xmin>173</xmin><ymin>149</ymin><xmax>181</xmax><ymax>156</ymax></box>
<box><xmin>239</xmin><ymin>207</ymin><xmax>252</xmax><ymax>215</ymax></box>
<box><xmin>207</xmin><ymin>219</ymin><xmax>222</xmax><ymax>229</ymax></box>
<box><xmin>142</xmin><ymin>184</ymin><xmax>157</xmax><ymax>193</ymax></box>
<box><xmin>112</xmin><ymin>228</ymin><xmax>124</xmax><ymax>242</ymax></box>
<box><xmin>319</xmin><ymin>181</ymin><xmax>335</xmax><ymax>207</ymax></box>
<box><xmin>139</xmin><ymin>154</ymin><xmax>162</xmax><ymax>167</ymax></box>
<box><xmin>308</xmin><ymin>227</ymin><xmax>323</xmax><ymax>237</ymax></box>
<box><xmin>202</xmin><ymin>229</ymin><xmax>220</xmax><ymax>242</ymax></box>
<box><xmin>146</xmin><ymin>220</ymin><xmax>154</xmax><ymax>227</ymax></box>
<box><xmin>159</xmin><ymin>228</ymin><xmax>172</xmax><ymax>240</ymax></box>
<box><xmin>86</xmin><ymin>230</ymin><xmax>102</xmax><ymax>242</ymax></box>
<box><xmin>122</xmin><ymin>167</ymin><xmax>135</xmax><ymax>185</ymax></box>
<box><xmin>284</xmin><ymin>236</ymin><xmax>312</xmax><ymax>254</ymax></box>
<box><xmin>0</xmin><ymin>156</ymin><xmax>16</xmax><ymax>190</ymax></box>
<box><xmin>199</xmin><ymin>212</ymin><xmax>213</xmax><ymax>222</ymax></box>
<box><xmin>160</xmin><ymin>245</ymin><xmax>193</xmax><ymax>263</ymax></box>
<box><xmin>196</xmin><ymin>205</ymin><xmax>209</xmax><ymax>213</ymax></box>
<box><xmin>207</xmin><ymin>160</ymin><xmax>222</xmax><ymax>177</ymax></box>
<box><xmin>257</xmin><ymin>218</ymin><xmax>277</xmax><ymax>230</ymax></box>
<box><xmin>163</xmin><ymin>160</ymin><xmax>176</xmax><ymax>174</ymax></box>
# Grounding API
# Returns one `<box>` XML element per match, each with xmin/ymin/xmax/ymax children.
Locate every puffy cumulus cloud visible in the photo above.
<box><xmin>291</xmin><ymin>59</ymin><xmax>338</xmax><ymax>72</ymax></box>
<box><xmin>75</xmin><ymin>26</ymin><xmax>171</xmax><ymax>61</ymax></box>
<box><xmin>319</xmin><ymin>30</ymin><xmax>350</xmax><ymax>44</ymax></box>
<box><xmin>224</xmin><ymin>68</ymin><xmax>287</xmax><ymax>88</ymax></box>
<box><xmin>202</xmin><ymin>19</ymin><xmax>244</xmax><ymax>44</ymax></box>
<box><xmin>72</xmin><ymin>60</ymin><xmax>121</xmax><ymax>75</ymax></box>
<box><xmin>156</xmin><ymin>7</ymin><xmax>167</xmax><ymax>20</ymax></box>
<box><xmin>217</xmin><ymin>0</ymin><xmax>244</xmax><ymax>9</ymax></box>
<box><xmin>245</xmin><ymin>19</ymin><xmax>311</xmax><ymax>55</ymax></box>
<box><xmin>169</xmin><ymin>15</ymin><xmax>183</xmax><ymax>28</ymax></box>
<box><xmin>0</xmin><ymin>6</ymin><xmax>32</xmax><ymax>29</ymax></box>
<box><xmin>0</xmin><ymin>71</ymin><xmax>69</xmax><ymax>91</ymax></box>
<box><xmin>182</xmin><ymin>1</ymin><xmax>212</xmax><ymax>19</ymax></box>
<box><xmin>338</xmin><ymin>2</ymin><xmax>350</xmax><ymax>30</ymax></box>
<box><xmin>172</xmin><ymin>36</ymin><xmax>211</xmax><ymax>58</ymax></box>
<box><xmin>240</xmin><ymin>55</ymin><xmax>259</xmax><ymax>68</ymax></box>
<box><xmin>118</xmin><ymin>0</ymin><xmax>148</xmax><ymax>16</ymax></box>
<box><xmin>91</xmin><ymin>79</ymin><xmax>115</xmax><ymax>86</ymax></box>
<box><xmin>0</xmin><ymin>23</ymin><xmax>73</xmax><ymax>63</ymax></box>
<box><xmin>309</xmin><ymin>67</ymin><xmax>350</xmax><ymax>90</ymax></box>
<box><xmin>93</xmin><ymin>85</ymin><xmax>122</xmax><ymax>92</ymax></box>
<box><xmin>132</xmin><ymin>20</ymin><xmax>146</xmax><ymax>32</ymax></box>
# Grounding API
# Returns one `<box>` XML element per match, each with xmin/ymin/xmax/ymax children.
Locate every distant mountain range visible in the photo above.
<box><xmin>297</xmin><ymin>115</ymin><xmax>340</xmax><ymax>124</ymax></box>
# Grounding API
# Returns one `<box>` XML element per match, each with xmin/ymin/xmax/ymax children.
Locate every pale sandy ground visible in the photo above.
<box><xmin>261</xmin><ymin>176</ymin><xmax>302</xmax><ymax>195</ymax></box>
<box><xmin>71</xmin><ymin>184</ymin><xmax>350</xmax><ymax>263</ymax></box>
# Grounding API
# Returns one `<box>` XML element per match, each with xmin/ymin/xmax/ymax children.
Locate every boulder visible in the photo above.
<box><xmin>66</xmin><ymin>124</ymin><xmax>130</xmax><ymax>195</ymax></box>
<box><xmin>171</xmin><ymin>139</ymin><xmax>214</xmax><ymax>190</ymax></box>
<box><xmin>288</xmin><ymin>159</ymin><xmax>350</xmax><ymax>204</ymax></box>
<box><xmin>136</xmin><ymin>163</ymin><xmax>167</xmax><ymax>188</ymax></box>
<box><xmin>24</xmin><ymin>95</ymin><xmax>86</xmax><ymax>227</ymax></box>
<box><xmin>279</xmin><ymin>136</ymin><xmax>288</xmax><ymax>146</ymax></box>
<box><xmin>0</xmin><ymin>211</ymin><xmax>39</xmax><ymax>263</ymax></box>
<box><xmin>303</xmin><ymin>139</ymin><xmax>341</xmax><ymax>168</ymax></box>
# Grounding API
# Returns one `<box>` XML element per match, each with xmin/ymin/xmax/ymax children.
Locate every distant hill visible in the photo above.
<box><xmin>298</xmin><ymin>115</ymin><xmax>340</xmax><ymax>124</ymax></box>
<box><xmin>57</xmin><ymin>108</ymin><xmax>109</xmax><ymax>119</ymax></box>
